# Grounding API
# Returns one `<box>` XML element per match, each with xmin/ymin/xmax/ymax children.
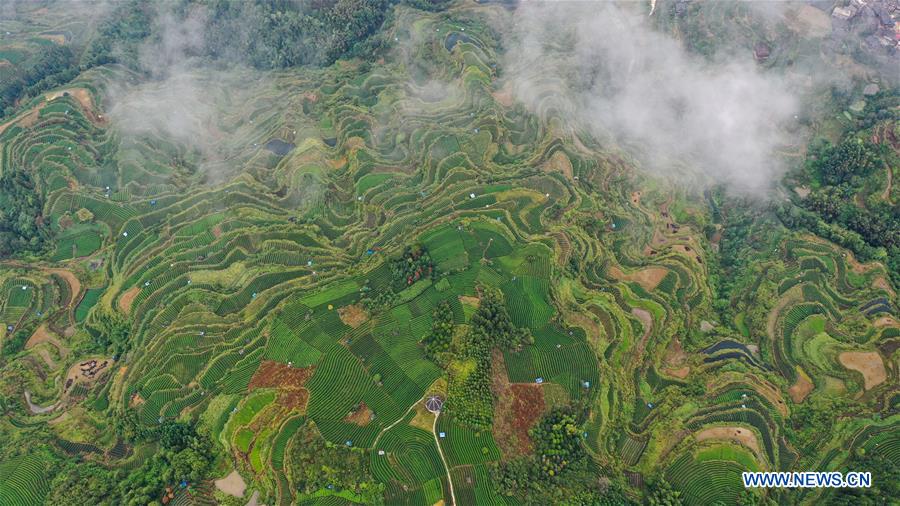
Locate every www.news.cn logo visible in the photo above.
<box><xmin>742</xmin><ymin>472</ymin><xmax>872</xmax><ymax>488</ymax></box>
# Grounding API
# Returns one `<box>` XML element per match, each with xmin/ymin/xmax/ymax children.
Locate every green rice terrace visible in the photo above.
<box><xmin>0</xmin><ymin>1</ymin><xmax>898</xmax><ymax>505</ymax></box>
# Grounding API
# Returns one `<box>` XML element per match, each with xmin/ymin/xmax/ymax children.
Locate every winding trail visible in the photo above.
<box><xmin>433</xmin><ymin>412</ymin><xmax>456</xmax><ymax>506</ymax></box>
<box><xmin>372</xmin><ymin>393</ymin><xmax>425</xmax><ymax>448</ymax></box>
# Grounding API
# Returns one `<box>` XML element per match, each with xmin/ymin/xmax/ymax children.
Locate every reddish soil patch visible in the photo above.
<box><xmin>608</xmin><ymin>265</ymin><xmax>668</xmax><ymax>291</ymax></box>
<box><xmin>871</xmin><ymin>277</ymin><xmax>895</xmax><ymax>297</ymax></box>
<box><xmin>130</xmin><ymin>392</ymin><xmax>145</xmax><ymax>407</ymax></box>
<box><xmin>458</xmin><ymin>295</ymin><xmax>480</xmax><ymax>308</ymax></box>
<box><xmin>542</xmin><ymin>151</ymin><xmax>574</xmax><ymax>179</ymax></box>
<box><xmin>249</xmin><ymin>360</ymin><xmax>315</xmax><ymax>411</ymax></box>
<box><xmin>46</xmin><ymin>268</ymin><xmax>81</xmax><ymax>304</ymax></box>
<box><xmin>38</xmin><ymin>33</ymin><xmax>66</xmax><ymax>44</ymax></box>
<box><xmin>631</xmin><ymin>308</ymin><xmax>653</xmax><ymax>356</ymax></box>
<box><xmin>839</xmin><ymin>351</ymin><xmax>886</xmax><ymax>390</ymax></box>
<box><xmin>344</xmin><ymin>402</ymin><xmax>374</xmax><ymax>426</ymax></box>
<box><xmin>665</xmin><ymin>366</ymin><xmax>690</xmax><ymax>379</ymax></box>
<box><xmin>492</xmin><ymin>81</ymin><xmax>514</xmax><ymax>107</ymax></box>
<box><xmin>249</xmin><ymin>360</ymin><xmax>314</xmax><ymax>389</ymax></box>
<box><xmin>491</xmin><ymin>352</ymin><xmax>545</xmax><ymax>456</ymax></box>
<box><xmin>695</xmin><ymin>426</ymin><xmax>762</xmax><ymax>457</ymax></box>
<box><xmin>212</xmin><ymin>224</ymin><xmax>222</xmax><ymax>238</ymax></box>
<box><xmin>788</xmin><ymin>367</ymin><xmax>814</xmax><ymax>403</ymax></box>
<box><xmin>26</xmin><ymin>324</ymin><xmax>63</xmax><ymax>351</ymax></box>
<box><xmin>630</xmin><ymin>191</ymin><xmax>641</xmax><ymax>205</ymax></box>
<box><xmin>279</xmin><ymin>389</ymin><xmax>311</xmax><ymax>411</ymax></box>
<box><xmin>119</xmin><ymin>287</ymin><xmax>140</xmax><ymax>315</ymax></box>
<box><xmin>874</xmin><ymin>316</ymin><xmax>897</xmax><ymax>328</ymax></box>
<box><xmin>338</xmin><ymin>304</ymin><xmax>368</xmax><ymax>328</ymax></box>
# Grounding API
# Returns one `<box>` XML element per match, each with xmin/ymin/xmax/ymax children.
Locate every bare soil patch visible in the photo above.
<box><xmin>459</xmin><ymin>295</ymin><xmax>480</xmax><ymax>308</ymax></box>
<box><xmin>874</xmin><ymin>316</ymin><xmax>897</xmax><ymax>328</ymax></box>
<box><xmin>18</xmin><ymin>109</ymin><xmax>39</xmax><ymax>128</ymax></box>
<box><xmin>249</xmin><ymin>360</ymin><xmax>314</xmax><ymax>389</ymax></box>
<box><xmin>130</xmin><ymin>392</ymin><xmax>145</xmax><ymax>407</ymax></box>
<box><xmin>119</xmin><ymin>287</ymin><xmax>140</xmax><ymax>315</ymax></box>
<box><xmin>630</xmin><ymin>191</ymin><xmax>641</xmax><ymax>206</ymax></box>
<box><xmin>249</xmin><ymin>360</ymin><xmax>315</xmax><ymax>411</ymax></box>
<box><xmin>542</xmin><ymin>151</ymin><xmax>573</xmax><ymax>179</ymax></box>
<box><xmin>631</xmin><ymin>308</ymin><xmax>653</xmax><ymax>349</ymax></box>
<box><xmin>608</xmin><ymin>265</ymin><xmax>669</xmax><ymax>291</ymax></box>
<box><xmin>338</xmin><ymin>304</ymin><xmax>368</xmax><ymax>328</ymax></box>
<box><xmin>665</xmin><ymin>366</ymin><xmax>690</xmax><ymax>379</ymax></box>
<box><xmin>839</xmin><ymin>351</ymin><xmax>886</xmax><ymax>390</ymax></box>
<box><xmin>491</xmin><ymin>352</ymin><xmax>545</xmax><ymax>456</ymax></box>
<box><xmin>695</xmin><ymin>426</ymin><xmax>762</xmax><ymax>458</ymax></box>
<box><xmin>38</xmin><ymin>33</ymin><xmax>66</xmax><ymax>44</ymax></box>
<box><xmin>785</xmin><ymin>4</ymin><xmax>832</xmax><ymax>37</ymax></box>
<box><xmin>344</xmin><ymin>402</ymin><xmax>373</xmax><ymax>426</ymax></box>
<box><xmin>35</xmin><ymin>348</ymin><xmax>57</xmax><ymax>369</ymax></box>
<box><xmin>788</xmin><ymin>367</ymin><xmax>814</xmax><ymax>403</ymax></box>
<box><xmin>871</xmin><ymin>277</ymin><xmax>895</xmax><ymax>297</ymax></box>
<box><xmin>45</xmin><ymin>88</ymin><xmax>105</xmax><ymax>124</ymax></box>
<box><xmin>410</xmin><ymin>401</ymin><xmax>436</xmax><ymax>432</ymax></box>
<box><xmin>46</xmin><ymin>268</ymin><xmax>81</xmax><ymax>304</ymax></box>
<box><xmin>64</xmin><ymin>357</ymin><xmax>113</xmax><ymax>395</ymax></box>
<box><xmin>492</xmin><ymin>81</ymin><xmax>514</xmax><ymax>107</ymax></box>
<box><xmin>26</xmin><ymin>324</ymin><xmax>65</xmax><ymax>353</ymax></box>
<box><xmin>212</xmin><ymin>224</ymin><xmax>222</xmax><ymax>238</ymax></box>
<box><xmin>215</xmin><ymin>470</ymin><xmax>247</xmax><ymax>498</ymax></box>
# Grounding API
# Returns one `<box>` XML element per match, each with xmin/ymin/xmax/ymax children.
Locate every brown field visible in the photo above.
<box><xmin>344</xmin><ymin>402</ymin><xmax>373</xmax><ymax>426</ymax></box>
<box><xmin>491</xmin><ymin>352</ymin><xmax>545</xmax><ymax>456</ymax></box>
<box><xmin>839</xmin><ymin>351</ymin><xmax>886</xmax><ymax>390</ymax></box>
<box><xmin>215</xmin><ymin>470</ymin><xmax>247</xmax><ymax>498</ymax></box>
<box><xmin>409</xmin><ymin>401</ymin><xmax>436</xmax><ymax>432</ymax></box>
<box><xmin>542</xmin><ymin>150</ymin><xmax>573</xmax><ymax>179</ymax></box>
<box><xmin>38</xmin><ymin>33</ymin><xmax>66</xmax><ymax>44</ymax></box>
<box><xmin>46</xmin><ymin>268</ymin><xmax>81</xmax><ymax>304</ymax></box>
<box><xmin>695</xmin><ymin>426</ymin><xmax>762</xmax><ymax>458</ymax></box>
<box><xmin>788</xmin><ymin>366</ymin><xmax>814</xmax><ymax>403</ymax></box>
<box><xmin>249</xmin><ymin>360</ymin><xmax>314</xmax><ymax>389</ymax></box>
<box><xmin>785</xmin><ymin>4</ymin><xmax>832</xmax><ymax>37</ymax></box>
<box><xmin>874</xmin><ymin>316</ymin><xmax>897</xmax><ymax>328</ymax></box>
<box><xmin>338</xmin><ymin>304</ymin><xmax>368</xmax><ymax>328</ymax></box>
<box><xmin>631</xmin><ymin>308</ymin><xmax>653</xmax><ymax>356</ymax></box>
<box><xmin>26</xmin><ymin>324</ymin><xmax>64</xmax><ymax>352</ymax></box>
<box><xmin>664</xmin><ymin>366</ymin><xmax>690</xmax><ymax>379</ymax></box>
<box><xmin>119</xmin><ymin>287</ymin><xmax>140</xmax><ymax>314</ymax></box>
<box><xmin>458</xmin><ymin>295</ymin><xmax>480</xmax><ymax>307</ymax></box>
<box><xmin>491</xmin><ymin>81</ymin><xmax>514</xmax><ymax>107</ymax></box>
<box><xmin>872</xmin><ymin>277</ymin><xmax>895</xmax><ymax>296</ymax></box>
<box><xmin>608</xmin><ymin>265</ymin><xmax>669</xmax><ymax>291</ymax></box>
<box><xmin>64</xmin><ymin>357</ymin><xmax>113</xmax><ymax>395</ymax></box>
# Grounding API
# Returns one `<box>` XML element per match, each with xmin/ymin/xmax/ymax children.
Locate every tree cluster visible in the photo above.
<box><xmin>422</xmin><ymin>300</ymin><xmax>453</xmax><ymax>365</ymax></box>
<box><xmin>0</xmin><ymin>168</ymin><xmax>49</xmax><ymax>258</ymax></box>
<box><xmin>446</xmin><ymin>288</ymin><xmax>532</xmax><ymax>429</ymax></box>
<box><xmin>288</xmin><ymin>419</ymin><xmax>384</xmax><ymax>504</ymax></box>
<box><xmin>492</xmin><ymin>408</ymin><xmax>630</xmax><ymax>505</ymax></box>
<box><xmin>390</xmin><ymin>243</ymin><xmax>435</xmax><ymax>288</ymax></box>
<box><xmin>46</xmin><ymin>420</ymin><xmax>214</xmax><ymax>506</ymax></box>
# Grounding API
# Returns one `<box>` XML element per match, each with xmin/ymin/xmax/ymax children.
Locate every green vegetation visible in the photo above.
<box><xmin>0</xmin><ymin>1</ymin><xmax>896</xmax><ymax>505</ymax></box>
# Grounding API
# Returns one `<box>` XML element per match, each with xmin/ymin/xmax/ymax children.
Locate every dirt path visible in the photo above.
<box><xmin>372</xmin><ymin>393</ymin><xmax>426</xmax><ymax>448</ymax></box>
<box><xmin>433</xmin><ymin>413</ymin><xmax>456</xmax><ymax>506</ymax></box>
<box><xmin>839</xmin><ymin>351</ymin><xmax>886</xmax><ymax>390</ymax></box>
<box><xmin>24</xmin><ymin>390</ymin><xmax>57</xmax><ymax>414</ymax></box>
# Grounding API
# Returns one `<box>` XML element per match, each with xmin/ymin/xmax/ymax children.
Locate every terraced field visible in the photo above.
<box><xmin>0</xmin><ymin>1</ymin><xmax>897</xmax><ymax>505</ymax></box>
